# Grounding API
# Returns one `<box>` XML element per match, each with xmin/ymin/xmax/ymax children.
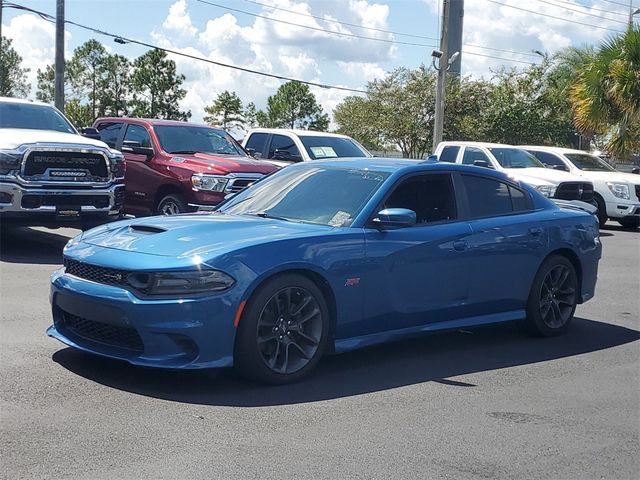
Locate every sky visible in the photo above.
<box><xmin>2</xmin><ymin>0</ymin><xmax>637</xmax><ymax>127</ymax></box>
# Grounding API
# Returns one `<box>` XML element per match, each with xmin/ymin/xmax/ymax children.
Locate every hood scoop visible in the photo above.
<box><xmin>128</xmin><ymin>225</ymin><xmax>167</xmax><ymax>234</ymax></box>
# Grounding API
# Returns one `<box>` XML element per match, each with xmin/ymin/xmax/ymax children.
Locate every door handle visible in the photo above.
<box><xmin>453</xmin><ymin>240</ymin><xmax>468</xmax><ymax>251</ymax></box>
<box><xmin>529</xmin><ymin>227</ymin><xmax>543</xmax><ymax>237</ymax></box>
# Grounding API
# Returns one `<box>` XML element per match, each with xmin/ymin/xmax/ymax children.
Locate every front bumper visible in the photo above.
<box><xmin>605</xmin><ymin>201</ymin><xmax>640</xmax><ymax>220</ymax></box>
<box><xmin>48</xmin><ymin>270</ymin><xmax>239</xmax><ymax>369</ymax></box>
<box><xmin>0</xmin><ymin>182</ymin><xmax>124</xmax><ymax>226</ymax></box>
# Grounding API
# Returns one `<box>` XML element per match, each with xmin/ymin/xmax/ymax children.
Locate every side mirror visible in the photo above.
<box><xmin>631</xmin><ymin>167</ymin><xmax>640</xmax><ymax>175</ymax></box>
<box><xmin>81</xmin><ymin>127</ymin><xmax>101</xmax><ymax>141</ymax></box>
<box><xmin>372</xmin><ymin>208</ymin><xmax>417</xmax><ymax>229</ymax></box>
<box><xmin>121</xmin><ymin>140</ymin><xmax>154</xmax><ymax>158</ymax></box>
<box><xmin>426</xmin><ymin>154</ymin><xmax>438</xmax><ymax>162</ymax></box>
<box><xmin>473</xmin><ymin>159</ymin><xmax>492</xmax><ymax>168</ymax></box>
<box><xmin>245</xmin><ymin>147</ymin><xmax>257</xmax><ymax>158</ymax></box>
<box><xmin>552</xmin><ymin>164</ymin><xmax>569</xmax><ymax>172</ymax></box>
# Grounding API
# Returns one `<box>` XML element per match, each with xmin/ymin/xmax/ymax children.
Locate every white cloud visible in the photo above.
<box><xmin>162</xmin><ymin>0</ymin><xmax>197</xmax><ymax>38</ymax></box>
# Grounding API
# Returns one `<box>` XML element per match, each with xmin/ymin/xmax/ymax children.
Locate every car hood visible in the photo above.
<box><xmin>78</xmin><ymin>214</ymin><xmax>333</xmax><ymax>258</ymax></box>
<box><xmin>504</xmin><ymin>167</ymin><xmax>585</xmax><ymax>186</ymax></box>
<box><xmin>167</xmin><ymin>153</ymin><xmax>277</xmax><ymax>174</ymax></box>
<box><xmin>0</xmin><ymin>128</ymin><xmax>110</xmax><ymax>150</ymax></box>
<box><xmin>575</xmin><ymin>170</ymin><xmax>640</xmax><ymax>186</ymax></box>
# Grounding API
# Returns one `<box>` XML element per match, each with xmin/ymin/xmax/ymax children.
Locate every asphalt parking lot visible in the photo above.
<box><xmin>0</xmin><ymin>223</ymin><xmax>638</xmax><ymax>480</ymax></box>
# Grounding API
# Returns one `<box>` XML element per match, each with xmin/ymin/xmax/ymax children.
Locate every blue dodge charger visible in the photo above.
<box><xmin>48</xmin><ymin>159</ymin><xmax>601</xmax><ymax>383</ymax></box>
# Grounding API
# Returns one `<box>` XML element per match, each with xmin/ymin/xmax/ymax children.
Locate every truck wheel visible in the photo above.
<box><xmin>593</xmin><ymin>195</ymin><xmax>608</xmax><ymax>228</ymax></box>
<box><xmin>157</xmin><ymin>194</ymin><xmax>187</xmax><ymax>215</ymax></box>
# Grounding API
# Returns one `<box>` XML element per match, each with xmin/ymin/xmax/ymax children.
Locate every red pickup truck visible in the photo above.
<box><xmin>93</xmin><ymin>118</ymin><xmax>277</xmax><ymax>216</ymax></box>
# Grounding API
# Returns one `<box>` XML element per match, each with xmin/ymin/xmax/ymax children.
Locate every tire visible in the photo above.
<box><xmin>524</xmin><ymin>255</ymin><xmax>578</xmax><ymax>337</ymax></box>
<box><xmin>617</xmin><ymin>217</ymin><xmax>639</xmax><ymax>229</ymax></box>
<box><xmin>156</xmin><ymin>194</ymin><xmax>187</xmax><ymax>215</ymax></box>
<box><xmin>593</xmin><ymin>195</ymin><xmax>608</xmax><ymax>228</ymax></box>
<box><xmin>234</xmin><ymin>273</ymin><xmax>329</xmax><ymax>384</ymax></box>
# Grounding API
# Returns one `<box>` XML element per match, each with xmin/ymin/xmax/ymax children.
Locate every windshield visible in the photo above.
<box><xmin>218</xmin><ymin>165</ymin><xmax>389</xmax><ymax>226</ymax></box>
<box><xmin>154</xmin><ymin>125</ymin><xmax>245</xmax><ymax>156</ymax></box>
<box><xmin>565</xmin><ymin>153</ymin><xmax>615</xmax><ymax>172</ymax></box>
<box><xmin>299</xmin><ymin>135</ymin><xmax>370</xmax><ymax>160</ymax></box>
<box><xmin>0</xmin><ymin>102</ymin><xmax>76</xmax><ymax>134</ymax></box>
<box><xmin>489</xmin><ymin>148</ymin><xmax>544</xmax><ymax>168</ymax></box>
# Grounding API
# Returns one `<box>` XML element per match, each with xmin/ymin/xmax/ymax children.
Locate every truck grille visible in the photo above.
<box><xmin>225</xmin><ymin>175</ymin><xmax>262</xmax><ymax>193</ymax></box>
<box><xmin>554</xmin><ymin>182</ymin><xmax>594</xmax><ymax>202</ymax></box>
<box><xmin>23</xmin><ymin>151</ymin><xmax>108</xmax><ymax>181</ymax></box>
<box><xmin>64</xmin><ymin>258</ymin><xmax>130</xmax><ymax>288</ymax></box>
<box><xmin>22</xmin><ymin>194</ymin><xmax>110</xmax><ymax>209</ymax></box>
<box><xmin>61</xmin><ymin>311</ymin><xmax>143</xmax><ymax>352</ymax></box>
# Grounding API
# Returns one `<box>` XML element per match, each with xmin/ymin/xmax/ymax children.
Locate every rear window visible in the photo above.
<box><xmin>439</xmin><ymin>145</ymin><xmax>459</xmax><ymax>162</ymax></box>
<box><xmin>96</xmin><ymin>122</ymin><xmax>124</xmax><ymax>148</ymax></box>
<box><xmin>461</xmin><ymin>174</ymin><xmax>530</xmax><ymax>218</ymax></box>
<box><xmin>488</xmin><ymin>148</ymin><xmax>544</xmax><ymax>168</ymax></box>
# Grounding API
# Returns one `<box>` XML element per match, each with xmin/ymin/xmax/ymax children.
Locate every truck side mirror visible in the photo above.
<box><xmin>81</xmin><ymin>127</ymin><xmax>101</xmax><ymax>141</ymax></box>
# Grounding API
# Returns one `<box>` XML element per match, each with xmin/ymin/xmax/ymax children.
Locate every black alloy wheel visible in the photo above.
<box><xmin>234</xmin><ymin>273</ymin><xmax>329</xmax><ymax>384</ymax></box>
<box><xmin>525</xmin><ymin>255</ymin><xmax>578</xmax><ymax>336</ymax></box>
<box><xmin>157</xmin><ymin>194</ymin><xmax>187</xmax><ymax>215</ymax></box>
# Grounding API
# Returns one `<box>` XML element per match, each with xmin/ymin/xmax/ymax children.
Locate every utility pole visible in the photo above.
<box><xmin>432</xmin><ymin>0</ymin><xmax>450</xmax><ymax>153</ymax></box>
<box><xmin>54</xmin><ymin>0</ymin><xmax>65</xmax><ymax>111</ymax></box>
<box><xmin>1</xmin><ymin>0</ymin><xmax>4</xmax><ymax>42</ymax></box>
<box><xmin>448</xmin><ymin>0</ymin><xmax>464</xmax><ymax>77</ymax></box>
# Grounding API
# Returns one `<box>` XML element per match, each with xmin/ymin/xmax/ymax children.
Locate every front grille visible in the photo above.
<box><xmin>64</xmin><ymin>258</ymin><xmax>130</xmax><ymax>288</ymax></box>
<box><xmin>21</xmin><ymin>194</ymin><xmax>110</xmax><ymax>209</ymax></box>
<box><xmin>23</xmin><ymin>151</ymin><xmax>108</xmax><ymax>180</ymax></box>
<box><xmin>61</xmin><ymin>312</ymin><xmax>143</xmax><ymax>352</ymax></box>
<box><xmin>225</xmin><ymin>175</ymin><xmax>262</xmax><ymax>193</ymax></box>
<box><xmin>555</xmin><ymin>182</ymin><xmax>594</xmax><ymax>202</ymax></box>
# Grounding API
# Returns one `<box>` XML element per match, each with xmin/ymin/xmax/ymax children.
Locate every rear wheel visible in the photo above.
<box><xmin>234</xmin><ymin>273</ymin><xmax>329</xmax><ymax>384</ymax></box>
<box><xmin>618</xmin><ymin>217</ymin><xmax>639</xmax><ymax>229</ymax></box>
<box><xmin>594</xmin><ymin>195</ymin><xmax>608</xmax><ymax>228</ymax></box>
<box><xmin>525</xmin><ymin>255</ymin><xmax>578</xmax><ymax>336</ymax></box>
<box><xmin>157</xmin><ymin>194</ymin><xmax>187</xmax><ymax>215</ymax></box>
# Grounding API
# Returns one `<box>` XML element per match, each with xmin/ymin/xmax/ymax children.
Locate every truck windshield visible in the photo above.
<box><xmin>299</xmin><ymin>136</ymin><xmax>371</xmax><ymax>160</ymax></box>
<box><xmin>565</xmin><ymin>153</ymin><xmax>615</xmax><ymax>172</ymax></box>
<box><xmin>154</xmin><ymin>125</ymin><xmax>244</xmax><ymax>156</ymax></box>
<box><xmin>0</xmin><ymin>102</ymin><xmax>76</xmax><ymax>134</ymax></box>
<box><xmin>489</xmin><ymin>148</ymin><xmax>545</xmax><ymax>168</ymax></box>
<box><xmin>219</xmin><ymin>165</ymin><xmax>389</xmax><ymax>226</ymax></box>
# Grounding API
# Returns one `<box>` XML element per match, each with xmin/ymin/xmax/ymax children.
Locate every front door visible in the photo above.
<box><xmin>358</xmin><ymin>173</ymin><xmax>472</xmax><ymax>337</ymax></box>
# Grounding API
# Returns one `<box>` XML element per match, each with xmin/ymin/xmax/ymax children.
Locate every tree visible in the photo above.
<box><xmin>101</xmin><ymin>54</ymin><xmax>131</xmax><ymax>116</ymax></box>
<box><xmin>262</xmin><ymin>81</ymin><xmax>328</xmax><ymax>130</ymax></box>
<box><xmin>334</xmin><ymin>96</ymin><xmax>385</xmax><ymax>149</ymax></box>
<box><xmin>64</xmin><ymin>99</ymin><xmax>93</xmax><ymax>128</ymax></box>
<box><xmin>243</xmin><ymin>102</ymin><xmax>258</xmax><ymax>129</ymax></box>
<box><xmin>36</xmin><ymin>63</ymin><xmax>76</xmax><ymax>104</ymax></box>
<box><xmin>570</xmin><ymin>25</ymin><xmax>640</xmax><ymax>160</ymax></box>
<box><xmin>68</xmin><ymin>39</ymin><xmax>108</xmax><ymax>120</ymax></box>
<box><xmin>204</xmin><ymin>90</ymin><xmax>244</xmax><ymax>129</ymax></box>
<box><xmin>0</xmin><ymin>36</ymin><xmax>31</xmax><ymax>97</ymax></box>
<box><xmin>130</xmin><ymin>49</ymin><xmax>190</xmax><ymax>120</ymax></box>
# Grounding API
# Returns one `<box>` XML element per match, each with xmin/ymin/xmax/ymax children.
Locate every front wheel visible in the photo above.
<box><xmin>525</xmin><ymin>255</ymin><xmax>578</xmax><ymax>336</ymax></box>
<box><xmin>157</xmin><ymin>194</ymin><xmax>187</xmax><ymax>215</ymax></box>
<box><xmin>234</xmin><ymin>273</ymin><xmax>329</xmax><ymax>384</ymax></box>
<box><xmin>594</xmin><ymin>195</ymin><xmax>608</xmax><ymax>228</ymax></box>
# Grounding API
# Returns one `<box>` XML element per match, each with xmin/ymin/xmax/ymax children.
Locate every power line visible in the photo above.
<box><xmin>540</xmin><ymin>0</ymin><xmax>630</xmax><ymax>17</ymax></box>
<box><xmin>485</xmin><ymin>0</ymin><xmax>625</xmax><ymax>32</ymax></box>
<box><xmin>3</xmin><ymin>3</ymin><xmax>368</xmax><ymax>93</ymax></box>
<box><xmin>461</xmin><ymin>50</ymin><xmax>535</xmax><ymax>65</ymax></box>
<box><xmin>598</xmin><ymin>0</ymin><xmax>639</xmax><ymax>7</ymax></box>
<box><xmin>464</xmin><ymin>43</ymin><xmax>540</xmax><ymax>57</ymax></box>
<box><xmin>536</xmin><ymin>0</ymin><xmax>629</xmax><ymax>23</ymax></box>
<box><xmin>242</xmin><ymin>0</ymin><xmax>439</xmax><ymax>41</ymax></box>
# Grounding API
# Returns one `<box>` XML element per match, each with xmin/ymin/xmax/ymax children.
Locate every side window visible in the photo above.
<box><xmin>245</xmin><ymin>132</ymin><xmax>268</xmax><ymax>157</ymax></box>
<box><xmin>439</xmin><ymin>145</ymin><xmax>460</xmax><ymax>163</ymax></box>
<box><xmin>461</xmin><ymin>174</ymin><xmax>530</xmax><ymax>218</ymax></box>
<box><xmin>96</xmin><ymin>122</ymin><xmax>124</xmax><ymax>148</ymax></box>
<box><xmin>383</xmin><ymin>174</ymin><xmax>457</xmax><ymax>224</ymax></box>
<box><xmin>462</xmin><ymin>147</ymin><xmax>491</xmax><ymax>166</ymax></box>
<box><xmin>529</xmin><ymin>151</ymin><xmax>565</xmax><ymax>168</ymax></box>
<box><xmin>268</xmin><ymin>134</ymin><xmax>301</xmax><ymax>159</ymax></box>
<box><xmin>123</xmin><ymin>124</ymin><xmax>152</xmax><ymax>148</ymax></box>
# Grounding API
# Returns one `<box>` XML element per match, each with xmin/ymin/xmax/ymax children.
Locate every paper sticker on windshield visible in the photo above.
<box><xmin>310</xmin><ymin>146</ymin><xmax>338</xmax><ymax>158</ymax></box>
<box><xmin>329</xmin><ymin>211</ymin><xmax>351</xmax><ymax>227</ymax></box>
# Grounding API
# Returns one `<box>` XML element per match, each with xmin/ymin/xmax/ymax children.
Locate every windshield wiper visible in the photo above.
<box><xmin>244</xmin><ymin>211</ymin><xmax>296</xmax><ymax>222</ymax></box>
<box><xmin>168</xmin><ymin>150</ymin><xmax>200</xmax><ymax>154</ymax></box>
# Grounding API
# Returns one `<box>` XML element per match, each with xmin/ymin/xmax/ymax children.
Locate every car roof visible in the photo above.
<box><xmin>0</xmin><ymin>97</ymin><xmax>53</xmax><ymax>107</ymax></box>
<box><xmin>439</xmin><ymin>141</ymin><xmax>519</xmax><ymax>149</ymax></box>
<box><xmin>95</xmin><ymin>117</ymin><xmax>219</xmax><ymax>129</ymax></box>
<box><xmin>520</xmin><ymin>145</ymin><xmax>596</xmax><ymax>155</ymax></box>
<box><xmin>246</xmin><ymin>128</ymin><xmax>351</xmax><ymax>138</ymax></box>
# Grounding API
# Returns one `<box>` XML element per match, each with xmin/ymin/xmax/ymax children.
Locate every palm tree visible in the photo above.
<box><xmin>570</xmin><ymin>25</ymin><xmax>640</xmax><ymax>160</ymax></box>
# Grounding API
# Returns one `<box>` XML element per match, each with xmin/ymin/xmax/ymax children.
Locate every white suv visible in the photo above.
<box><xmin>434</xmin><ymin>141</ymin><xmax>595</xmax><ymax>204</ymax></box>
<box><xmin>242</xmin><ymin>128</ymin><xmax>371</xmax><ymax>167</ymax></box>
<box><xmin>523</xmin><ymin>146</ymin><xmax>640</xmax><ymax>228</ymax></box>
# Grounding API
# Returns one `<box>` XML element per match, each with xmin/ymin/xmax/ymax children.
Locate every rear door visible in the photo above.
<box><xmin>456</xmin><ymin>173</ymin><xmax>546</xmax><ymax>317</ymax></box>
<box><xmin>360</xmin><ymin>172</ymin><xmax>472</xmax><ymax>336</ymax></box>
<box><xmin>119</xmin><ymin>124</ymin><xmax>156</xmax><ymax>215</ymax></box>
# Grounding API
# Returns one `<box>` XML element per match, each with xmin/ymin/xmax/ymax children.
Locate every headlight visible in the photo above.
<box><xmin>110</xmin><ymin>151</ymin><xmax>126</xmax><ymax>178</ymax></box>
<box><xmin>192</xmin><ymin>173</ymin><xmax>229</xmax><ymax>192</ymax></box>
<box><xmin>535</xmin><ymin>185</ymin><xmax>557</xmax><ymax>198</ymax></box>
<box><xmin>141</xmin><ymin>269</ymin><xmax>235</xmax><ymax>295</ymax></box>
<box><xmin>0</xmin><ymin>149</ymin><xmax>22</xmax><ymax>175</ymax></box>
<box><xmin>606</xmin><ymin>182</ymin><xmax>630</xmax><ymax>200</ymax></box>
